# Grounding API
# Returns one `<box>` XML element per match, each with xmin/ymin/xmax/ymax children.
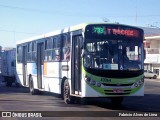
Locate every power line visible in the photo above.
<box><xmin>0</xmin><ymin>4</ymin><xmax>45</xmax><ymax>13</ymax></box>
<box><xmin>0</xmin><ymin>29</ymin><xmax>39</xmax><ymax>35</ymax></box>
<box><xmin>0</xmin><ymin>4</ymin><xmax>77</xmax><ymax>16</ymax></box>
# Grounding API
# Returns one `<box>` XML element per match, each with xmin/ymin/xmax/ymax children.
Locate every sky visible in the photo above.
<box><xmin>0</xmin><ymin>0</ymin><xmax>160</xmax><ymax>48</ymax></box>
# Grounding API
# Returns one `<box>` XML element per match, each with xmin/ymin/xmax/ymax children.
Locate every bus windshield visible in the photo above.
<box><xmin>83</xmin><ymin>39</ymin><xmax>143</xmax><ymax>71</ymax></box>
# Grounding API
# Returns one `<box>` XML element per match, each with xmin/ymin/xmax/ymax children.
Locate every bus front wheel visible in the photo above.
<box><xmin>63</xmin><ymin>80</ymin><xmax>74</xmax><ymax>104</ymax></box>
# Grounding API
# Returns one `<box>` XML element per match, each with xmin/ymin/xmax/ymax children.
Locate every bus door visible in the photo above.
<box><xmin>37</xmin><ymin>43</ymin><xmax>44</xmax><ymax>89</ymax></box>
<box><xmin>22</xmin><ymin>46</ymin><xmax>27</xmax><ymax>86</ymax></box>
<box><xmin>71</xmin><ymin>35</ymin><xmax>83</xmax><ymax>95</ymax></box>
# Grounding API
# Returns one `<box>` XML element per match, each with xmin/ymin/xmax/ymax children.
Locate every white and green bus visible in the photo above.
<box><xmin>16</xmin><ymin>23</ymin><xmax>145</xmax><ymax>105</ymax></box>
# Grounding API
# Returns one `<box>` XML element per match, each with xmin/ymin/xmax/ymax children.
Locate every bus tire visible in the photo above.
<box><xmin>29</xmin><ymin>76</ymin><xmax>38</xmax><ymax>95</ymax></box>
<box><xmin>63</xmin><ymin>80</ymin><xmax>74</xmax><ymax>104</ymax></box>
<box><xmin>111</xmin><ymin>97</ymin><xmax>123</xmax><ymax>106</ymax></box>
<box><xmin>61</xmin><ymin>78</ymin><xmax>65</xmax><ymax>100</ymax></box>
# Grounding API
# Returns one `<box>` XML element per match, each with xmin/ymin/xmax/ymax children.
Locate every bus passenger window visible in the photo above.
<box><xmin>63</xmin><ymin>48</ymin><xmax>70</xmax><ymax>61</ymax></box>
<box><xmin>51</xmin><ymin>49</ymin><xmax>60</xmax><ymax>61</ymax></box>
<box><xmin>52</xmin><ymin>50</ymin><xmax>56</xmax><ymax>60</ymax></box>
<box><xmin>62</xmin><ymin>35</ymin><xmax>70</xmax><ymax>61</ymax></box>
<box><xmin>55</xmin><ymin>49</ymin><xmax>60</xmax><ymax>61</ymax></box>
<box><xmin>52</xmin><ymin>36</ymin><xmax>61</xmax><ymax>61</ymax></box>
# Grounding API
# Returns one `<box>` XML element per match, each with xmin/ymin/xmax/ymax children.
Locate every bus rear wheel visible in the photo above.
<box><xmin>63</xmin><ymin>80</ymin><xmax>74</xmax><ymax>104</ymax></box>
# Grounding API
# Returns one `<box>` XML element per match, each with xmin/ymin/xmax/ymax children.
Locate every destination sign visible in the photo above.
<box><xmin>93</xmin><ymin>26</ymin><xmax>139</xmax><ymax>37</ymax></box>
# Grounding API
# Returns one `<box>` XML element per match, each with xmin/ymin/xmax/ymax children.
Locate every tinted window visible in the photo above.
<box><xmin>17</xmin><ymin>45</ymin><xmax>22</xmax><ymax>63</ymax></box>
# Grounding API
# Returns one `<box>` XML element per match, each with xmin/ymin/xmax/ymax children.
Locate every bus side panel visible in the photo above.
<box><xmin>61</xmin><ymin>61</ymin><xmax>71</xmax><ymax>80</ymax></box>
<box><xmin>27</xmin><ymin>63</ymin><xmax>37</xmax><ymax>88</ymax></box>
<box><xmin>81</xmin><ymin>77</ymin><xmax>102</xmax><ymax>97</ymax></box>
<box><xmin>16</xmin><ymin>63</ymin><xmax>23</xmax><ymax>85</ymax></box>
<box><xmin>43</xmin><ymin>62</ymin><xmax>61</xmax><ymax>94</ymax></box>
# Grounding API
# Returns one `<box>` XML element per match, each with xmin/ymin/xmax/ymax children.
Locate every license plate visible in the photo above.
<box><xmin>113</xmin><ymin>89</ymin><xmax>124</xmax><ymax>93</ymax></box>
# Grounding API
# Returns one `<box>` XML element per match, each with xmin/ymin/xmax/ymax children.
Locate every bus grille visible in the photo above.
<box><xmin>102</xmin><ymin>83</ymin><xmax>133</xmax><ymax>86</ymax></box>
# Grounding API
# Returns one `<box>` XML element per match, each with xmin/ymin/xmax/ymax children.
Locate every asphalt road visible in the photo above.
<box><xmin>0</xmin><ymin>78</ymin><xmax>159</xmax><ymax>120</ymax></box>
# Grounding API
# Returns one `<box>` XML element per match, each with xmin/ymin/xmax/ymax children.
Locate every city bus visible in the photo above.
<box><xmin>16</xmin><ymin>23</ymin><xmax>145</xmax><ymax>105</ymax></box>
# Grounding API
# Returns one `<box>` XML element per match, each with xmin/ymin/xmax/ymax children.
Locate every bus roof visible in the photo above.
<box><xmin>16</xmin><ymin>23</ymin><xmax>143</xmax><ymax>45</ymax></box>
<box><xmin>16</xmin><ymin>23</ymin><xmax>88</xmax><ymax>45</ymax></box>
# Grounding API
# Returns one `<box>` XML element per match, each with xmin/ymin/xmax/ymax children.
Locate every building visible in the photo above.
<box><xmin>0</xmin><ymin>46</ymin><xmax>2</xmax><ymax>73</ymax></box>
<box><xmin>142</xmin><ymin>27</ymin><xmax>160</xmax><ymax>76</ymax></box>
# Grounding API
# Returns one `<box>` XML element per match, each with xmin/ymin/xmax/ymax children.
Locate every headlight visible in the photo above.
<box><xmin>133</xmin><ymin>78</ymin><xmax>144</xmax><ymax>88</ymax></box>
<box><xmin>85</xmin><ymin>76</ymin><xmax>91</xmax><ymax>83</ymax></box>
<box><xmin>86</xmin><ymin>77</ymin><xmax>91</xmax><ymax>83</ymax></box>
<box><xmin>134</xmin><ymin>83</ymin><xmax>138</xmax><ymax>87</ymax></box>
<box><xmin>138</xmin><ymin>80</ymin><xmax>143</xmax><ymax>85</ymax></box>
<box><xmin>96</xmin><ymin>83</ymin><xmax>101</xmax><ymax>87</ymax></box>
<box><xmin>91</xmin><ymin>80</ymin><xmax>96</xmax><ymax>85</ymax></box>
<box><xmin>84</xmin><ymin>76</ymin><xmax>102</xmax><ymax>87</ymax></box>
